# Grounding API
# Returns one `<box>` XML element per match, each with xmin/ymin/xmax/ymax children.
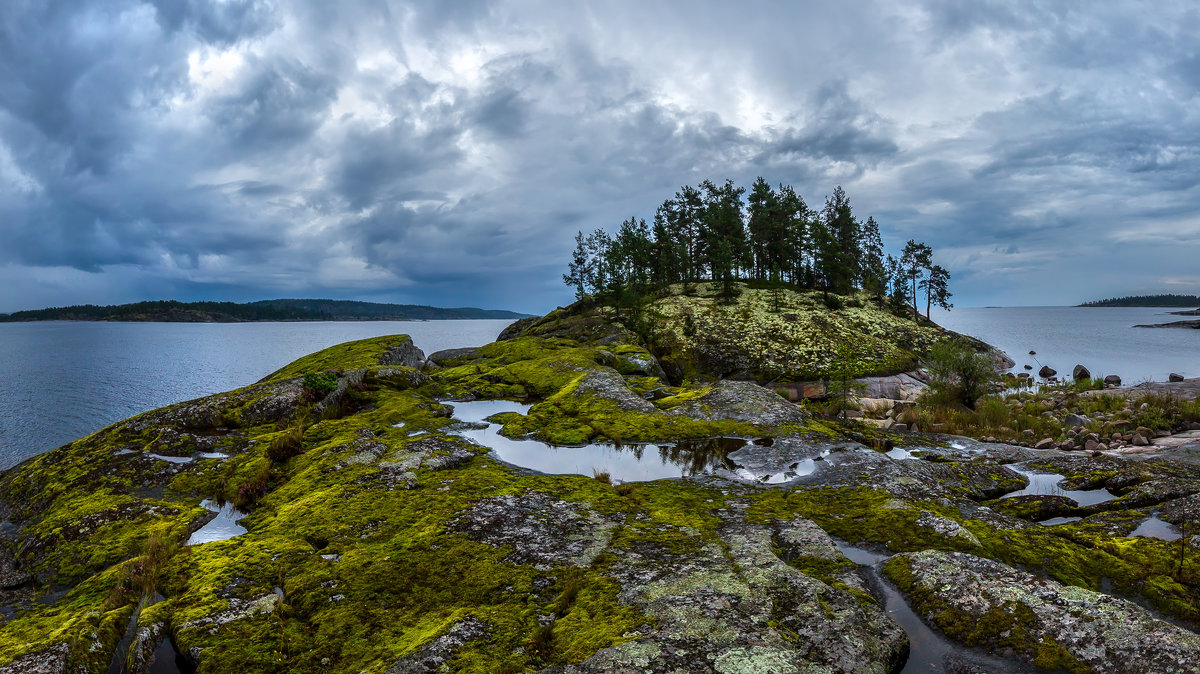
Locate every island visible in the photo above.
<box><xmin>1</xmin><ymin>282</ymin><xmax>1198</xmax><ymax>673</ymax></box>
<box><xmin>1079</xmin><ymin>294</ymin><xmax>1200</xmax><ymax>307</ymax></box>
<box><xmin>0</xmin><ymin>299</ymin><xmax>532</xmax><ymax>323</ymax></box>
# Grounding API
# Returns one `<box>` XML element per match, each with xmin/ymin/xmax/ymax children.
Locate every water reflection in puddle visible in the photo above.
<box><xmin>186</xmin><ymin>500</ymin><xmax>248</xmax><ymax>545</ymax></box>
<box><xmin>1001</xmin><ymin>465</ymin><xmax>1116</xmax><ymax>506</ymax></box>
<box><xmin>147</xmin><ymin>453</ymin><xmax>193</xmax><ymax>464</ymax></box>
<box><xmin>1038</xmin><ymin>516</ymin><xmax>1082</xmax><ymax>526</ymax></box>
<box><xmin>887</xmin><ymin>447</ymin><xmax>916</xmax><ymax>460</ymax></box>
<box><xmin>449</xmin><ymin>400</ymin><xmax>745</xmax><ymax>483</ymax></box>
<box><xmin>1130</xmin><ymin>515</ymin><xmax>1182</xmax><ymax>541</ymax></box>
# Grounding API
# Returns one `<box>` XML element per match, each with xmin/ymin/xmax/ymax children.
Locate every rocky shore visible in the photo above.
<box><xmin>0</xmin><ymin>297</ymin><xmax>1197</xmax><ymax>673</ymax></box>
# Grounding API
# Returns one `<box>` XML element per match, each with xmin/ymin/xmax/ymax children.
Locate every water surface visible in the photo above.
<box><xmin>932</xmin><ymin>306</ymin><xmax>1197</xmax><ymax>383</ymax></box>
<box><xmin>0</xmin><ymin>319</ymin><xmax>512</xmax><ymax>469</ymax></box>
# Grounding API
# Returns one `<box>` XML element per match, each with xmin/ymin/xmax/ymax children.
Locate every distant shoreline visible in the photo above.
<box><xmin>0</xmin><ymin>298</ymin><xmax>533</xmax><ymax>323</ymax></box>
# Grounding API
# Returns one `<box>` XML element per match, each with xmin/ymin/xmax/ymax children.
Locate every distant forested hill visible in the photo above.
<box><xmin>1079</xmin><ymin>294</ymin><xmax>1200</xmax><ymax>307</ymax></box>
<box><xmin>0</xmin><ymin>299</ymin><xmax>531</xmax><ymax>322</ymax></box>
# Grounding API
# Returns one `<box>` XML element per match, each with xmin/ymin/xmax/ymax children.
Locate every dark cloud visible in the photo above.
<box><xmin>1</xmin><ymin>0</ymin><xmax>1199</xmax><ymax>314</ymax></box>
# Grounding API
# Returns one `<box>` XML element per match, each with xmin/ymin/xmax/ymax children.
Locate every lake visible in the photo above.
<box><xmin>932</xmin><ymin>306</ymin><xmax>1197</xmax><ymax>384</ymax></box>
<box><xmin>1</xmin><ymin>306</ymin><xmax>1196</xmax><ymax>471</ymax></box>
<box><xmin>0</xmin><ymin>320</ymin><xmax>513</xmax><ymax>470</ymax></box>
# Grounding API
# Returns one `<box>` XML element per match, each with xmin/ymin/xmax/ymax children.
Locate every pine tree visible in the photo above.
<box><xmin>746</xmin><ymin>177</ymin><xmax>779</xmax><ymax>280</ymax></box>
<box><xmin>860</xmin><ymin>216</ymin><xmax>886</xmax><ymax>302</ymax></box>
<box><xmin>562</xmin><ymin>231</ymin><xmax>591</xmax><ymax>299</ymax></box>
<box><xmin>777</xmin><ymin>185</ymin><xmax>809</xmax><ymax>286</ymax></box>
<box><xmin>821</xmin><ymin>186</ymin><xmax>861</xmax><ymax>294</ymax></box>
<box><xmin>921</xmin><ymin>264</ymin><xmax>952</xmax><ymax>318</ymax></box>
<box><xmin>900</xmin><ymin>239</ymin><xmax>933</xmax><ymax>319</ymax></box>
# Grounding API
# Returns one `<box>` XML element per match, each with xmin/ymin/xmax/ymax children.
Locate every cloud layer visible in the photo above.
<box><xmin>2</xmin><ymin>0</ymin><xmax>1198</xmax><ymax>312</ymax></box>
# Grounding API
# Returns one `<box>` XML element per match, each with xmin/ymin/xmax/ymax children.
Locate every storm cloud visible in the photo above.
<box><xmin>1</xmin><ymin>0</ymin><xmax>1198</xmax><ymax>313</ymax></box>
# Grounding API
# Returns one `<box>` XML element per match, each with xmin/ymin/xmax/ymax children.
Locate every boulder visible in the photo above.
<box><xmin>1170</xmin><ymin>372</ymin><xmax>1185</xmax><ymax>383</ymax></box>
<box><xmin>1105</xmin><ymin>374</ymin><xmax>1122</xmax><ymax>386</ymax></box>
<box><xmin>1063</xmin><ymin>413</ymin><xmax>1090</xmax><ymax>427</ymax></box>
<box><xmin>497</xmin><ymin>316</ymin><xmax>539</xmax><ymax>341</ymax></box>
<box><xmin>1072</xmin><ymin>364</ymin><xmax>1091</xmax><ymax>380</ymax></box>
<box><xmin>378</xmin><ymin>340</ymin><xmax>426</xmax><ymax>368</ymax></box>
<box><xmin>426</xmin><ymin>347</ymin><xmax>483</xmax><ymax>366</ymax></box>
<box><xmin>884</xmin><ymin>550</ymin><xmax>1200</xmax><ymax>673</ymax></box>
<box><xmin>1023</xmin><ymin>364</ymin><xmax>1032</xmax><ymax>370</ymax></box>
<box><xmin>1038</xmin><ymin>365</ymin><xmax>1056</xmax><ymax>378</ymax></box>
<box><xmin>1033</xmin><ymin>438</ymin><xmax>1055</xmax><ymax>450</ymax></box>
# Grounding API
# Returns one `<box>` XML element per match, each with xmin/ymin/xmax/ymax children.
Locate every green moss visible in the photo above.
<box><xmin>262</xmin><ymin>335</ymin><xmax>415</xmax><ymax>382</ymax></box>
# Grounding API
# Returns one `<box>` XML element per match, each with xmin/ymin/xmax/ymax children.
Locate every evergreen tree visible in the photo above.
<box><xmin>777</xmin><ymin>185</ymin><xmax>809</xmax><ymax>286</ymax></box>
<box><xmin>701</xmin><ymin>179</ymin><xmax>748</xmax><ymax>278</ymax></box>
<box><xmin>746</xmin><ymin>177</ymin><xmax>779</xmax><ymax>280</ymax></box>
<box><xmin>921</xmin><ymin>264</ymin><xmax>952</xmax><ymax>318</ymax></box>
<box><xmin>821</xmin><ymin>186</ymin><xmax>861</xmax><ymax>294</ymax></box>
<box><xmin>900</xmin><ymin>239</ymin><xmax>933</xmax><ymax>319</ymax></box>
<box><xmin>563</xmin><ymin>231</ymin><xmax>591</xmax><ymax>299</ymax></box>
<box><xmin>885</xmin><ymin>254</ymin><xmax>910</xmax><ymax>316</ymax></box>
<box><xmin>650</xmin><ymin>207</ymin><xmax>683</xmax><ymax>292</ymax></box>
<box><xmin>860</xmin><ymin>216</ymin><xmax>887</xmax><ymax>302</ymax></box>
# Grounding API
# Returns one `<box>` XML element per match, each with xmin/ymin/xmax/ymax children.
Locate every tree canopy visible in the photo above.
<box><xmin>564</xmin><ymin>178</ymin><xmax>951</xmax><ymax>319</ymax></box>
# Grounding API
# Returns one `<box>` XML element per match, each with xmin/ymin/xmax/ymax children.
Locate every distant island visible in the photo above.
<box><xmin>0</xmin><ymin>299</ymin><xmax>532</xmax><ymax>323</ymax></box>
<box><xmin>1079</xmin><ymin>293</ymin><xmax>1200</xmax><ymax>307</ymax></box>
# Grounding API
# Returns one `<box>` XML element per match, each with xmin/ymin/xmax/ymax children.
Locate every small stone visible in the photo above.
<box><xmin>1034</xmin><ymin>438</ymin><xmax>1055</xmax><ymax>450</ymax></box>
<box><xmin>1084</xmin><ymin>438</ymin><xmax>1100</xmax><ymax>452</ymax></box>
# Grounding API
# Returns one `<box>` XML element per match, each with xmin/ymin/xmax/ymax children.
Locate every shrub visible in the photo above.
<box><xmin>921</xmin><ymin>340</ymin><xmax>998</xmax><ymax>409</ymax></box>
<box><xmin>266</xmin><ymin>422</ymin><xmax>305</xmax><ymax>463</ymax></box>
<box><xmin>302</xmin><ymin>372</ymin><xmax>338</xmax><ymax>399</ymax></box>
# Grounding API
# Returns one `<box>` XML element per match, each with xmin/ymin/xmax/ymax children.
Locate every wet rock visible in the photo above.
<box><xmin>887</xmin><ymin>550</ymin><xmax>1200</xmax><ymax>673</ymax></box>
<box><xmin>449</xmin><ymin>490</ymin><xmax>618</xmax><ymax>569</ymax></box>
<box><xmin>1160</xmin><ymin>492</ymin><xmax>1200</xmax><ymax>525</ymax></box>
<box><xmin>664</xmin><ymin>381</ymin><xmax>808</xmax><ymax>426</ymax></box>
<box><xmin>986</xmin><ymin>495</ymin><xmax>1078</xmax><ymax>522</ymax></box>
<box><xmin>386</xmin><ymin>617</ymin><xmax>490</xmax><ymax>673</ymax></box>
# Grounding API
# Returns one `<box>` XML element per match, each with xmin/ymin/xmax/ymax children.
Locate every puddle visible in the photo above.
<box><xmin>196</xmin><ymin>452</ymin><xmax>229</xmax><ymax>460</ymax></box>
<box><xmin>1037</xmin><ymin>516</ymin><xmax>1082</xmax><ymax>526</ymax></box>
<box><xmin>186</xmin><ymin>500</ymin><xmax>248</xmax><ymax>545</ymax></box>
<box><xmin>887</xmin><ymin>447</ymin><xmax>916</xmax><ymax>460</ymax></box>
<box><xmin>1129</xmin><ymin>515</ymin><xmax>1182</xmax><ymax>541</ymax></box>
<box><xmin>1001</xmin><ymin>465</ymin><xmax>1116</xmax><ymax>506</ymax></box>
<box><xmin>147</xmin><ymin>454</ymin><xmax>194</xmax><ymax>464</ymax></box>
<box><xmin>392</xmin><ymin>421</ymin><xmax>406</xmax><ymax>429</ymax></box>
<box><xmin>449</xmin><ymin>400</ymin><xmax>741</xmax><ymax>482</ymax></box>
<box><xmin>833</xmin><ymin>541</ymin><xmax>1034</xmax><ymax>673</ymax></box>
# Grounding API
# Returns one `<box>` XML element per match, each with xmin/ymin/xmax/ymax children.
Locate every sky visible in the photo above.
<box><xmin>1</xmin><ymin>0</ymin><xmax>1198</xmax><ymax>315</ymax></box>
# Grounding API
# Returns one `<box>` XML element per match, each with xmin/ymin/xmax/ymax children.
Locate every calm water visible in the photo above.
<box><xmin>932</xmin><ymin>306</ymin><xmax>1198</xmax><ymax>384</ymax></box>
<box><xmin>0</xmin><ymin>320</ymin><xmax>512</xmax><ymax>470</ymax></box>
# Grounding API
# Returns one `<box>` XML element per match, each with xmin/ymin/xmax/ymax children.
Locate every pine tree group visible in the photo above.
<box><xmin>563</xmin><ymin>178</ymin><xmax>952</xmax><ymax>319</ymax></box>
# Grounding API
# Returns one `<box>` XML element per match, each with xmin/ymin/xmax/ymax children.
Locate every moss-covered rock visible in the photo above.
<box><xmin>1</xmin><ymin>323</ymin><xmax>1197</xmax><ymax>673</ymax></box>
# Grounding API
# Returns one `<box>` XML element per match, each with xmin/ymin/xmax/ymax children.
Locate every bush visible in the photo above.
<box><xmin>302</xmin><ymin>372</ymin><xmax>338</xmax><ymax>399</ymax></box>
<box><xmin>920</xmin><ymin>341</ymin><xmax>998</xmax><ymax>409</ymax></box>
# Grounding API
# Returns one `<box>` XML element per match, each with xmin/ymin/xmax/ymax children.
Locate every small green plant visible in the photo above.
<box><xmin>301</xmin><ymin>372</ymin><xmax>338</xmax><ymax>399</ymax></box>
<box><xmin>920</xmin><ymin>340</ymin><xmax>998</xmax><ymax>409</ymax></box>
<box><xmin>266</xmin><ymin>422</ymin><xmax>305</xmax><ymax>463</ymax></box>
